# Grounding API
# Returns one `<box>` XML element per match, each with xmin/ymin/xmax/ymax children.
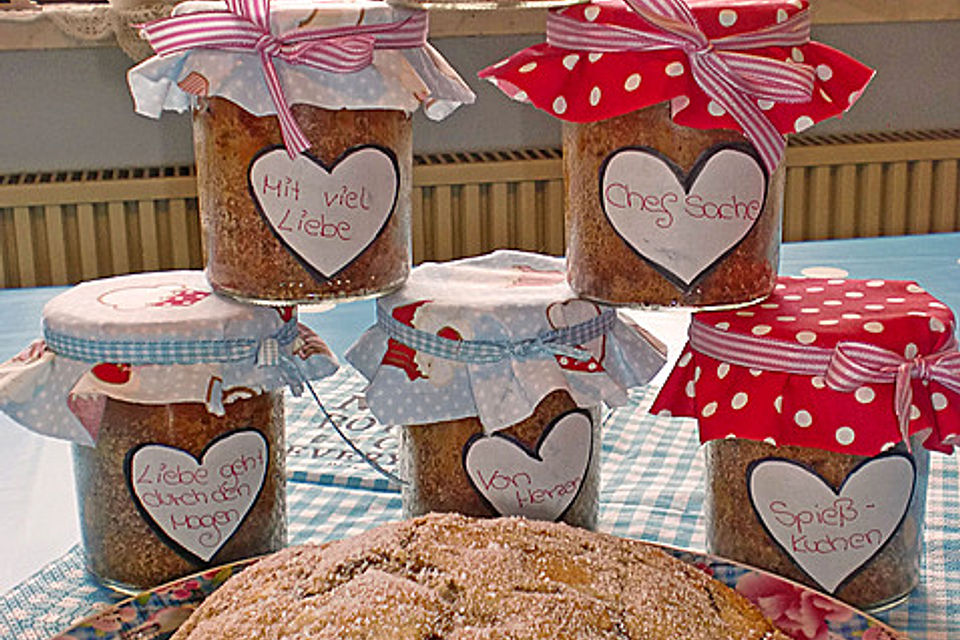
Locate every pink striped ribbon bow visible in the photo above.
<box><xmin>689</xmin><ymin>320</ymin><xmax>960</xmax><ymax>445</ymax></box>
<box><xmin>547</xmin><ymin>0</ymin><xmax>815</xmax><ymax>172</ymax></box>
<box><xmin>141</xmin><ymin>0</ymin><xmax>428</xmax><ymax>157</ymax></box>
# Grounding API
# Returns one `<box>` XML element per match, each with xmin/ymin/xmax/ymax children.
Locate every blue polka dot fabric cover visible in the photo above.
<box><xmin>0</xmin><ymin>271</ymin><xmax>338</xmax><ymax>446</ymax></box>
<box><xmin>346</xmin><ymin>250</ymin><xmax>668</xmax><ymax>431</ymax></box>
<box><xmin>127</xmin><ymin>0</ymin><xmax>475</xmax><ymax>123</ymax></box>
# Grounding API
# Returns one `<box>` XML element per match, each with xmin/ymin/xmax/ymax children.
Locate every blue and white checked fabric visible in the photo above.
<box><xmin>376</xmin><ymin>304</ymin><xmax>617</xmax><ymax>364</ymax></box>
<box><xmin>42</xmin><ymin>319</ymin><xmax>300</xmax><ymax>366</ymax></box>
<box><xmin>1</xmin><ymin>367</ymin><xmax>956</xmax><ymax>640</ymax></box>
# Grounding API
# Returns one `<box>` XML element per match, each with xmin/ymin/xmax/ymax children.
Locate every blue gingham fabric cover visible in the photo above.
<box><xmin>0</xmin><ymin>271</ymin><xmax>338</xmax><ymax>447</ymax></box>
<box><xmin>1</xmin><ymin>366</ymin><xmax>957</xmax><ymax>640</ymax></box>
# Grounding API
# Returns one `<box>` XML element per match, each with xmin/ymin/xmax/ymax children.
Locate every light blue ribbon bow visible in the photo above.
<box><xmin>376</xmin><ymin>305</ymin><xmax>616</xmax><ymax>364</ymax></box>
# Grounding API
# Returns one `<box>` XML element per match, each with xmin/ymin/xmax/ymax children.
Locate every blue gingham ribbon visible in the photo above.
<box><xmin>42</xmin><ymin>318</ymin><xmax>300</xmax><ymax>366</ymax></box>
<box><xmin>376</xmin><ymin>305</ymin><xmax>617</xmax><ymax>363</ymax></box>
<box><xmin>44</xmin><ymin>318</ymin><xmax>403</xmax><ymax>483</ymax></box>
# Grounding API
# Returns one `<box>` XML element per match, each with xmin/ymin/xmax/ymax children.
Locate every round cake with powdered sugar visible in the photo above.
<box><xmin>171</xmin><ymin>513</ymin><xmax>789</xmax><ymax>639</ymax></box>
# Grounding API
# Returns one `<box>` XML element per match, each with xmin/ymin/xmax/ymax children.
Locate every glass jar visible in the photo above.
<box><xmin>651</xmin><ymin>276</ymin><xmax>959</xmax><ymax>611</ymax></box>
<box><xmin>194</xmin><ymin>98</ymin><xmax>412</xmax><ymax>303</ymax></box>
<box><xmin>346</xmin><ymin>250</ymin><xmax>667</xmax><ymax>530</ymax></box>
<box><xmin>0</xmin><ymin>271</ymin><xmax>338</xmax><ymax>592</ymax></box>
<box><xmin>564</xmin><ymin>103</ymin><xmax>784</xmax><ymax>308</ymax></box>
<box><xmin>73</xmin><ymin>391</ymin><xmax>286</xmax><ymax>592</ymax></box>
<box><xmin>128</xmin><ymin>0</ymin><xmax>475</xmax><ymax>304</ymax></box>
<box><xmin>401</xmin><ymin>390</ymin><xmax>601</xmax><ymax>529</ymax></box>
<box><xmin>704</xmin><ymin>436</ymin><xmax>928</xmax><ymax>612</ymax></box>
<box><xmin>478</xmin><ymin>0</ymin><xmax>874</xmax><ymax>308</ymax></box>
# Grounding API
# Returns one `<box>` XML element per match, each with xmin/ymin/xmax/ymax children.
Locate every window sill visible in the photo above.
<box><xmin>1</xmin><ymin>0</ymin><xmax>959</xmax><ymax>52</ymax></box>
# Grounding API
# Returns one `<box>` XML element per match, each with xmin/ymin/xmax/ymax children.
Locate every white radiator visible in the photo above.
<box><xmin>1</xmin><ymin>131</ymin><xmax>958</xmax><ymax>288</ymax></box>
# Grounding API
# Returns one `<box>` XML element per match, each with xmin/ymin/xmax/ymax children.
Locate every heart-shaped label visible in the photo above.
<box><xmin>125</xmin><ymin>429</ymin><xmax>268</xmax><ymax>563</ymax></box>
<box><xmin>748</xmin><ymin>454</ymin><xmax>916</xmax><ymax>593</ymax></box>
<box><xmin>463</xmin><ymin>409</ymin><xmax>593</xmax><ymax>521</ymax></box>
<box><xmin>249</xmin><ymin>145</ymin><xmax>399</xmax><ymax>280</ymax></box>
<box><xmin>600</xmin><ymin>144</ymin><xmax>767</xmax><ymax>289</ymax></box>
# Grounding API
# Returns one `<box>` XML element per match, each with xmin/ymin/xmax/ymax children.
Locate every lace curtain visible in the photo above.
<box><xmin>4</xmin><ymin>2</ymin><xmax>177</xmax><ymax>61</ymax></box>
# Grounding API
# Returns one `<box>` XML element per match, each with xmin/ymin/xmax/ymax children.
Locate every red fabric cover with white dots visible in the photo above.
<box><xmin>478</xmin><ymin>0</ymin><xmax>874</xmax><ymax>133</ymax></box>
<box><xmin>651</xmin><ymin>277</ymin><xmax>960</xmax><ymax>456</ymax></box>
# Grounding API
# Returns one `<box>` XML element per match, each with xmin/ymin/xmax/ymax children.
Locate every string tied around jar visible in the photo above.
<box><xmin>545</xmin><ymin>0</ymin><xmax>816</xmax><ymax>172</ymax></box>
<box><xmin>376</xmin><ymin>305</ymin><xmax>617</xmax><ymax>365</ymax></box>
<box><xmin>138</xmin><ymin>0</ymin><xmax>429</xmax><ymax>157</ymax></box>
<box><xmin>688</xmin><ymin>320</ymin><xmax>960</xmax><ymax>449</ymax></box>
<box><xmin>250</xmin><ymin>322</ymin><xmax>405</xmax><ymax>485</ymax></box>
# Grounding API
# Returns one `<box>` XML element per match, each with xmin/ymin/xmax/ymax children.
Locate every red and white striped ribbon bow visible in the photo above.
<box><xmin>825</xmin><ymin>341</ymin><xmax>960</xmax><ymax>441</ymax></box>
<box><xmin>141</xmin><ymin>0</ymin><xmax>428</xmax><ymax>157</ymax></box>
<box><xmin>689</xmin><ymin>320</ymin><xmax>960</xmax><ymax>444</ymax></box>
<box><xmin>547</xmin><ymin>0</ymin><xmax>815</xmax><ymax>172</ymax></box>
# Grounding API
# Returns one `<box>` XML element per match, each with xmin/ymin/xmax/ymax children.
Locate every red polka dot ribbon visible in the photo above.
<box><xmin>479</xmin><ymin>0</ymin><xmax>874</xmax><ymax>172</ymax></box>
<box><xmin>140</xmin><ymin>0</ymin><xmax>428</xmax><ymax>158</ymax></box>
<box><xmin>689</xmin><ymin>319</ymin><xmax>960</xmax><ymax>446</ymax></box>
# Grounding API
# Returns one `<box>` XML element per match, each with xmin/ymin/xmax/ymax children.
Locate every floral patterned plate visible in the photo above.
<box><xmin>51</xmin><ymin>546</ymin><xmax>907</xmax><ymax>640</ymax></box>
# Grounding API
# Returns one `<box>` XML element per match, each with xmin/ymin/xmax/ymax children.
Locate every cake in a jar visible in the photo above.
<box><xmin>0</xmin><ymin>271</ymin><xmax>339</xmax><ymax>592</ymax></box>
<box><xmin>479</xmin><ymin>0</ymin><xmax>874</xmax><ymax>308</ymax></box>
<box><xmin>128</xmin><ymin>0</ymin><xmax>475</xmax><ymax>304</ymax></box>
<box><xmin>193</xmin><ymin>98</ymin><xmax>412</xmax><ymax>303</ymax></box>
<box><xmin>346</xmin><ymin>251</ymin><xmax>667</xmax><ymax>529</ymax></box>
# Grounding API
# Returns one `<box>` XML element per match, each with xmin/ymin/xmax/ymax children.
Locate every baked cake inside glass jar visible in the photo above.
<box><xmin>480</xmin><ymin>0</ymin><xmax>873</xmax><ymax>307</ymax></box>
<box><xmin>652</xmin><ymin>276</ymin><xmax>960</xmax><ymax>610</ymax></box>
<box><xmin>129</xmin><ymin>0</ymin><xmax>474</xmax><ymax>304</ymax></box>
<box><xmin>0</xmin><ymin>271</ymin><xmax>338</xmax><ymax>592</ymax></box>
<box><xmin>347</xmin><ymin>250</ymin><xmax>667</xmax><ymax>529</ymax></box>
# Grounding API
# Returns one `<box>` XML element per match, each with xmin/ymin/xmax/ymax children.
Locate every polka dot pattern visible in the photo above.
<box><xmin>650</xmin><ymin>275</ymin><xmax>960</xmax><ymax>458</ymax></box>
<box><xmin>718</xmin><ymin>9</ymin><xmax>737</xmax><ymax>27</ymax></box>
<box><xmin>589</xmin><ymin>86</ymin><xmax>602</xmax><ymax>106</ymax></box>
<box><xmin>480</xmin><ymin>0</ymin><xmax>874</xmax><ymax>142</ymax></box>
<box><xmin>801</xmin><ymin>266</ymin><xmax>849</xmax><ymax>278</ymax></box>
<box><xmin>932</xmin><ymin>393</ymin><xmax>948</xmax><ymax>411</ymax></box>
<box><xmin>836</xmin><ymin>426</ymin><xmax>855</xmax><ymax>445</ymax></box>
<box><xmin>795</xmin><ymin>115</ymin><xmax>814</xmax><ymax>132</ymax></box>
<box><xmin>731</xmin><ymin>392</ymin><xmax>748</xmax><ymax>409</ymax></box>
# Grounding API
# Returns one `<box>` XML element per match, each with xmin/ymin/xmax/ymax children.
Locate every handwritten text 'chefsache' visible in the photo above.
<box><xmin>604</xmin><ymin>183</ymin><xmax>761</xmax><ymax>229</ymax></box>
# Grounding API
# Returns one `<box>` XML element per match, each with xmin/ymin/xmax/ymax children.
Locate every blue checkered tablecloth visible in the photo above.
<box><xmin>1</xmin><ymin>366</ymin><xmax>957</xmax><ymax>640</ymax></box>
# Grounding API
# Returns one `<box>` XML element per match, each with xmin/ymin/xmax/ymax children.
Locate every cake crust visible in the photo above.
<box><xmin>171</xmin><ymin>513</ymin><xmax>789</xmax><ymax>640</ymax></box>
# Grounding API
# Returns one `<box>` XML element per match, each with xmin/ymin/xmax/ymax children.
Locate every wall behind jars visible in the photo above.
<box><xmin>0</xmin><ymin>22</ymin><xmax>957</xmax><ymax>174</ymax></box>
